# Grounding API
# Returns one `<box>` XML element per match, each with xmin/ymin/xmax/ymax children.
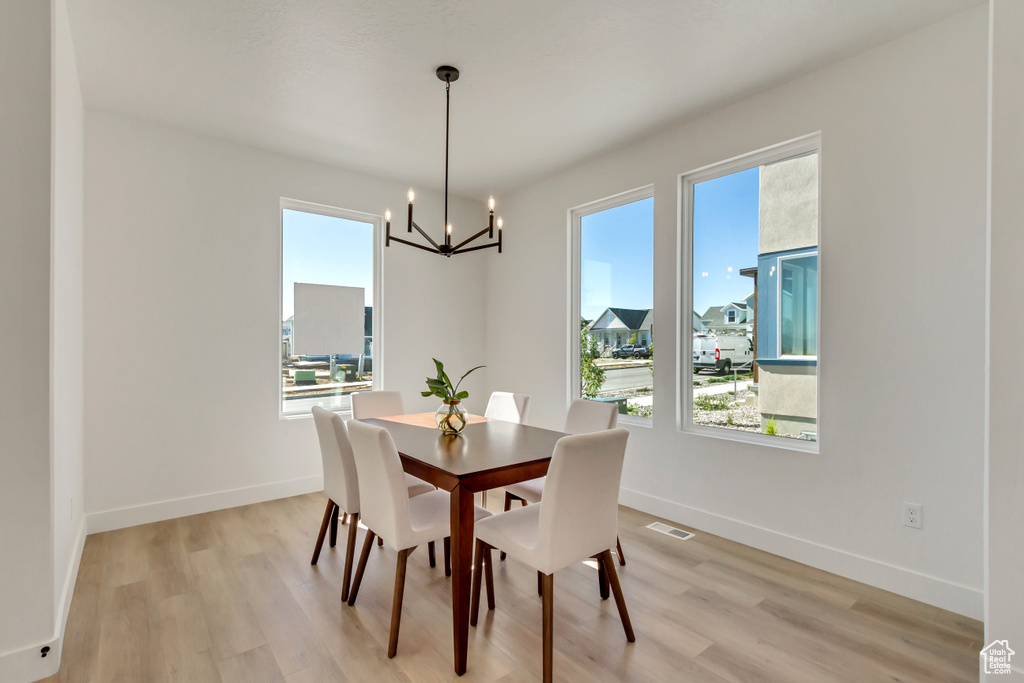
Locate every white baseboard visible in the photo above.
<box><xmin>87</xmin><ymin>475</ymin><xmax>324</xmax><ymax>534</ymax></box>
<box><xmin>620</xmin><ymin>486</ymin><xmax>984</xmax><ymax>620</ymax></box>
<box><xmin>0</xmin><ymin>515</ymin><xmax>87</xmax><ymax>683</ymax></box>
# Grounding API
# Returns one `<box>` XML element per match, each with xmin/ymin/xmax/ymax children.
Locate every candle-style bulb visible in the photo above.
<box><xmin>447</xmin><ymin>223</ymin><xmax>452</xmax><ymax>235</ymax></box>
<box><xmin>488</xmin><ymin>196</ymin><xmax>495</xmax><ymax>211</ymax></box>
<box><xmin>408</xmin><ymin>189</ymin><xmax>415</xmax><ymax>203</ymax></box>
<box><xmin>497</xmin><ymin>217</ymin><xmax>503</xmax><ymax>229</ymax></box>
<box><xmin>385</xmin><ymin>209</ymin><xmax>391</xmax><ymax>222</ymax></box>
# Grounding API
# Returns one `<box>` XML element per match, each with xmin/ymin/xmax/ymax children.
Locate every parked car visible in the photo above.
<box><xmin>693</xmin><ymin>333</ymin><xmax>752</xmax><ymax>373</ymax></box>
<box><xmin>613</xmin><ymin>344</ymin><xmax>651</xmax><ymax>359</ymax></box>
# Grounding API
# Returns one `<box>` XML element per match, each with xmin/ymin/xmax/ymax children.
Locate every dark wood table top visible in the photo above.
<box><xmin>360</xmin><ymin>413</ymin><xmax>567</xmax><ymax>492</ymax></box>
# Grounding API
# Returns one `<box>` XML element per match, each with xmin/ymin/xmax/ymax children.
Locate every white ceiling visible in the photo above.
<box><xmin>66</xmin><ymin>0</ymin><xmax>980</xmax><ymax>199</ymax></box>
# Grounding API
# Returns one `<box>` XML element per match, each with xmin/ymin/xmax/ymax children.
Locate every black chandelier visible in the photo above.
<box><xmin>385</xmin><ymin>66</ymin><xmax>502</xmax><ymax>257</ymax></box>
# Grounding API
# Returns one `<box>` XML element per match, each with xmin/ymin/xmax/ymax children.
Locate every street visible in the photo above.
<box><xmin>601</xmin><ymin>364</ymin><xmax>653</xmax><ymax>391</ymax></box>
<box><xmin>600</xmin><ymin>364</ymin><xmax>751</xmax><ymax>396</ymax></box>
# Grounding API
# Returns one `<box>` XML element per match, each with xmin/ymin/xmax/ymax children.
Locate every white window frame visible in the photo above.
<box><xmin>677</xmin><ymin>133</ymin><xmax>821</xmax><ymax>452</ymax></box>
<box><xmin>278</xmin><ymin>197</ymin><xmax>384</xmax><ymax>420</ymax></box>
<box><xmin>777</xmin><ymin>251</ymin><xmax>818</xmax><ymax>360</ymax></box>
<box><xmin>568</xmin><ymin>184</ymin><xmax>654</xmax><ymax>426</ymax></box>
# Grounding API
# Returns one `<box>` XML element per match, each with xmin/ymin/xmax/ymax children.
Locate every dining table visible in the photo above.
<box><xmin>357</xmin><ymin>412</ymin><xmax>567</xmax><ymax>676</ymax></box>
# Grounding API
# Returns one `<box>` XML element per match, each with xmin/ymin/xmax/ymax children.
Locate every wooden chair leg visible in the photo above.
<box><xmin>616</xmin><ymin>536</ymin><xmax>626</xmax><ymax>566</ymax></box>
<box><xmin>378</xmin><ymin>536</ymin><xmax>384</xmax><ymax>547</ymax></box>
<box><xmin>428</xmin><ymin>541</ymin><xmax>436</xmax><ymax>568</ymax></box>
<box><xmin>444</xmin><ymin>536</ymin><xmax>451</xmax><ymax>577</ymax></box>
<box><xmin>341</xmin><ymin>512</ymin><xmax>359</xmax><ymax>603</ymax></box>
<box><xmin>500</xmin><ymin>492</ymin><xmax>512</xmax><ymax>561</ymax></box>
<box><xmin>595</xmin><ymin>553</ymin><xmax>609</xmax><ymax>600</ymax></box>
<box><xmin>311</xmin><ymin>499</ymin><xmax>335</xmax><ymax>565</ymax></box>
<box><xmin>329</xmin><ymin>503</ymin><xmax>340</xmax><ymax>548</ymax></box>
<box><xmin>471</xmin><ymin>539</ymin><xmax>484</xmax><ymax>626</ymax></box>
<box><xmin>601</xmin><ymin>549</ymin><xmax>635</xmax><ymax>642</ymax></box>
<box><xmin>342</xmin><ymin>512</ymin><xmax>349</xmax><ymax>526</ymax></box>
<box><xmin>537</xmin><ymin>570</ymin><xmax>543</xmax><ymax>596</ymax></box>
<box><xmin>541</xmin><ymin>572</ymin><xmax>554</xmax><ymax>683</ymax></box>
<box><xmin>347</xmin><ymin>529</ymin><xmax>376</xmax><ymax>606</ymax></box>
<box><xmin>483</xmin><ymin>543</ymin><xmax>495</xmax><ymax>611</ymax></box>
<box><xmin>388</xmin><ymin>547</ymin><xmax>414</xmax><ymax>658</ymax></box>
<box><xmin>472</xmin><ymin>540</ymin><xmax>497</xmax><ymax>628</ymax></box>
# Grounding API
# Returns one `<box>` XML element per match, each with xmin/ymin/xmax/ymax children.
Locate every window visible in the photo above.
<box><xmin>682</xmin><ymin>136</ymin><xmax>819</xmax><ymax>447</ymax></box>
<box><xmin>779</xmin><ymin>253</ymin><xmax>817</xmax><ymax>357</ymax></box>
<box><xmin>280</xmin><ymin>200</ymin><xmax>381</xmax><ymax>417</ymax></box>
<box><xmin>570</xmin><ymin>187</ymin><xmax>654</xmax><ymax>421</ymax></box>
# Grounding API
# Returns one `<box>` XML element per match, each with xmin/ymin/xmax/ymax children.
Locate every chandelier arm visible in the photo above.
<box><xmin>451</xmin><ymin>226</ymin><xmax>493</xmax><ymax>252</ymax></box>
<box><xmin>387</xmin><ymin>234</ymin><xmax>441</xmax><ymax>254</ymax></box>
<box><xmin>452</xmin><ymin>242</ymin><xmax>501</xmax><ymax>255</ymax></box>
<box><xmin>410</xmin><ymin>220</ymin><xmax>442</xmax><ymax>250</ymax></box>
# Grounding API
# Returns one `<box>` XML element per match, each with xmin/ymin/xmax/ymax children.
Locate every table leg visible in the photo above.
<box><xmin>450</xmin><ymin>483</ymin><xmax>474</xmax><ymax>675</ymax></box>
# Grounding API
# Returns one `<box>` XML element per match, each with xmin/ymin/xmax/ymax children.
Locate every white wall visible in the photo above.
<box><xmin>0</xmin><ymin>0</ymin><xmax>56</xmax><ymax>671</ymax></box>
<box><xmin>52</xmin><ymin>0</ymin><xmax>87</xmax><ymax>650</ymax></box>
<box><xmin>986</xmin><ymin>0</ymin><xmax>1024</xmax><ymax>673</ymax></box>
<box><xmin>0</xmin><ymin>1</ymin><xmax>74</xmax><ymax>680</ymax></box>
<box><xmin>83</xmin><ymin>112</ymin><xmax>490</xmax><ymax>530</ymax></box>
<box><xmin>485</xmin><ymin>6</ymin><xmax>988</xmax><ymax>617</ymax></box>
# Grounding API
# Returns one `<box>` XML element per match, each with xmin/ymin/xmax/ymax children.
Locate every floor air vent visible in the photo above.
<box><xmin>646</xmin><ymin>522</ymin><xmax>695</xmax><ymax>541</ymax></box>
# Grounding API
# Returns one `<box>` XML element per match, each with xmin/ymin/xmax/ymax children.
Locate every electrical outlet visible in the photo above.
<box><xmin>903</xmin><ymin>502</ymin><xmax>922</xmax><ymax>529</ymax></box>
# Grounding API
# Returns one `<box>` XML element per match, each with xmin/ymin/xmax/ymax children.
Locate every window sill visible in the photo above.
<box><xmin>618</xmin><ymin>414</ymin><xmax>654</xmax><ymax>429</ymax></box>
<box><xmin>682</xmin><ymin>423</ymin><xmax>819</xmax><ymax>454</ymax></box>
<box><xmin>279</xmin><ymin>408</ymin><xmax>354</xmax><ymax>421</ymax></box>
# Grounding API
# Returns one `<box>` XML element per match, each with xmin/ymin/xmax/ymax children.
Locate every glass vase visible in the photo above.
<box><xmin>435</xmin><ymin>399</ymin><xmax>468</xmax><ymax>434</ymax></box>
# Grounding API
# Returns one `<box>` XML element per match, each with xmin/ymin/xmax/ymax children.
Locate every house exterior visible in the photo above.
<box><xmin>282</xmin><ymin>315</ymin><xmax>294</xmax><ymax>359</ymax></box>
<box><xmin>586</xmin><ymin>307</ymin><xmax>653</xmax><ymax>353</ymax></box>
<box><xmin>753</xmin><ymin>152</ymin><xmax>819</xmax><ymax>438</ymax></box>
<box><xmin>700</xmin><ymin>293</ymin><xmax>755</xmax><ymax>335</ymax></box>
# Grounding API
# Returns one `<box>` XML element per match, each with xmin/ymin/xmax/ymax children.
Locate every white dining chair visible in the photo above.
<box><xmin>309</xmin><ymin>407</ymin><xmax>434</xmax><ymax>602</ymax></box>
<box><xmin>348</xmin><ymin>391</ymin><xmax>447</xmax><ymax>558</ymax></box>
<box><xmin>346</xmin><ymin>421</ymin><xmax>493</xmax><ymax>658</ymax></box>
<box><xmin>501</xmin><ymin>398</ymin><xmax>627</xmax><ymax>566</ymax></box>
<box><xmin>484</xmin><ymin>391</ymin><xmax>531</xmax><ymax>424</ymax></box>
<box><xmin>350</xmin><ymin>390</ymin><xmax>404</xmax><ymax>420</ymax></box>
<box><xmin>471</xmin><ymin>428</ymin><xmax>635</xmax><ymax>683</ymax></box>
<box><xmin>479</xmin><ymin>391</ymin><xmax>532</xmax><ymax>508</ymax></box>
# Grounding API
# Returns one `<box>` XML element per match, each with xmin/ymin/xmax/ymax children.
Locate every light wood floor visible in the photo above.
<box><xmin>41</xmin><ymin>492</ymin><xmax>983</xmax><ymax>682</ymax></box>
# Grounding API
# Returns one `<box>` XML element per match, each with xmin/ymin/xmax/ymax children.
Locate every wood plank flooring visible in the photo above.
<box><xmin>40</xmin><ymin>493</ymin><xmax>983</xmax><ymax>682</ymax></box>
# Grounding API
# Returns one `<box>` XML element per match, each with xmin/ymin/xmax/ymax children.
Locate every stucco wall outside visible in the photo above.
<box><xmin>759</xmin><ymin>153</ymin><xmax>819</xmax><ymax>254</ymax></box>
<box><xmin>758</xmin><ymin>364</ymin><xmax>818</xmax><ymax>426</ymax></box>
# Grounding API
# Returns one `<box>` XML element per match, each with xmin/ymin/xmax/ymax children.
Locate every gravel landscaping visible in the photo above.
<box><xmin>690</xmin><ymin>389</ymin><xmax>761</xmax><ymax>432</ymax></box>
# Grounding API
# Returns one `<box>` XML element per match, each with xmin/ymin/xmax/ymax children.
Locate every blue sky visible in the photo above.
<box><xmin>282</xmin><ymin>209</ymin><xmax>373</xmax><ymax>321</ymax></box>
<box><xmin>692</xmin><ymin>167</ymin><xmax>759</xmax><ymax>316</ymax></box>
<box><xmin>580</xmin><ymin>197</ymin><xmax>654</xmax><ymax>321</ymax></box>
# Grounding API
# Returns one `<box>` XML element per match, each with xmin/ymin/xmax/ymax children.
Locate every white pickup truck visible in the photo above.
<box><xmin>693</xmin><ymin>333</ymin><xmax>753</xmax><ymax>374</ymax></box>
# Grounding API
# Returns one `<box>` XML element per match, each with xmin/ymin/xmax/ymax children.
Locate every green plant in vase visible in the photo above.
<box><xmin>422</xmin><ymin>358</ymin><xmax>485</xmax><ymax>434</ymax></box>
